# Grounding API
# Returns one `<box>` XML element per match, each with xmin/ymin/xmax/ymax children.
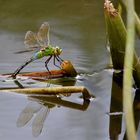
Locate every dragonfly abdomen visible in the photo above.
<box><xmin>12</xmin><ymin>58</ymin><xmax>34</xmax><ymax>78</ymax></box>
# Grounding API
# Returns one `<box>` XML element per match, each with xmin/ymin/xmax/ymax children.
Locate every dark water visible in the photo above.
<box><xmin>0</xmin><ymin>0</ymin><xmax>140</xmax><ymax>140</ymax></box>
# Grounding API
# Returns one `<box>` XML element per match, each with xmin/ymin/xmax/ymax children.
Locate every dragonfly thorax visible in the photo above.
<box><xmin>33</xmin><ymin>46</ymin><xmax>62</xmax><ymax>60</ymax></box>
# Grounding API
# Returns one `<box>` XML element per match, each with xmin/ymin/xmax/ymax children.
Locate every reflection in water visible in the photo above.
<box><xmin>109</xmin><ymin>72</ymin><xmax>124</xmax><ymax>140</ymax></box>
<box><xmin>109</xmin><ymin>71</ymin><xmax>140</xmax><ymax>140</ymax></box>
<box><xmin>16</xmin><ymin>102</ymin><xmax>46</xmax><ymax>137</ymax></box>
<box><xmin>17</xmin><ymin>94</ymin><xmax>90</xmax><ymax>137</ymax></box>
<box><xmin>1</xmin><ymin>67</ymin><xmax>140</xmax><ymax>139</ymax></box>
<box><xmin>12</xmin><ymin>73</ymin><xmax>90</xmax><ymax>137</ymax></box>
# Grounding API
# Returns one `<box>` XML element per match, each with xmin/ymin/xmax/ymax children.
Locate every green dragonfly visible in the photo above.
<box><xmin>12</xmin><ymin>22</ymin><xmax>63</xmax><ymax>78</ymax></box>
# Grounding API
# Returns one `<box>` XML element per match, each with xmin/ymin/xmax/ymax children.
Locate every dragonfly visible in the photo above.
<box><xmin>12</xmin><ymin>22</ymin><xmax>63</xmax><ymax>78</ymax></box>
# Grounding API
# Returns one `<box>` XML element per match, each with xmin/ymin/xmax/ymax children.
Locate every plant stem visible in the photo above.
<box><xmin>123</xmin><ymin>0</ymin><xmax>136</xmax><ymax>139</ymax></box>
<box><xmin>2</xmin><ymin>86</ymin><xmax>92</xmax><ymax>100</ymax></box>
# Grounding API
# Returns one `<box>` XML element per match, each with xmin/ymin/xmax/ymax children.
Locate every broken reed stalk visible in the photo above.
<box><xmin>18</xmin><ymin>60</ymin><xmax>77</xmax><ymax>78</ymax></box>
<box><xmin>123</xmin><ymin>0</ymin><xmax>136</xmax><ymax>139</ymax></box>
<box><xmin>3</xmin><ymin>60</ymin><xmax>77</xmax><ymax>79</ymax></box>
<box><xmin>3</xmin><ymin>86</ymin><xmax>92</xmax><ymax>100</ymax></box>
<box><xmin>18</xmin><ymin>70</ymin><xmax>66</xmax><ymax>79</ymax></box>
<box><xmin>104</xmin><ymin>0</ymin><xmax>136</xmax><ymax>140</ymax></box>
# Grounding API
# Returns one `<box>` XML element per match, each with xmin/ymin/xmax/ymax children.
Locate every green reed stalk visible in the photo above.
<box><xmin>123</xmin><ymin>0</ymin><xmax>136</xmax><ymax>139</ymax></box>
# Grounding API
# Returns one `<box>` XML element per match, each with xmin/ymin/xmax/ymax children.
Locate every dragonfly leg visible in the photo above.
<box><xmin>53</xmin><ymin>56</ymin><xmax>61</xmax><ymax>69</ymax></box>
<box><xmin>56</xmin><ymin>55</ymin><xmax>63</xmax><ymax>63</ymax></box>
<box><xmin>55</xmin><ymin>55</ymin><xmax>63</xmax><ymax>65</ymax></box>
<box><xmin>45</xmin><ymin>55</ymin><xmax>52</xmax><ymax>74</ymax></box>
<box><xmin>57</xmin><ymin>55</ymin><xmax>63</xmax><ymax>62</ymax></box>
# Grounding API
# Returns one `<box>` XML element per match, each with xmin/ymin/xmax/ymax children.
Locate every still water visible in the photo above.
<box><xmin>0</xmin><ymin>0</ymin><xmax>140</xmax><ymax>140</ymax></box>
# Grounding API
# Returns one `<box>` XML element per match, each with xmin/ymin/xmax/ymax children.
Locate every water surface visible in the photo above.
<box><xmin>0</xmin><ymin>0</ymin><xmax>140</xmax><ymax>140</ymax></box>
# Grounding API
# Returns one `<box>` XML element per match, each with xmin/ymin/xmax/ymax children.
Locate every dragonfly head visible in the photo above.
<box><xmin>54</xmin><ymin>46</ymin><xmax>62</xmax><ymax>55</ymax></box>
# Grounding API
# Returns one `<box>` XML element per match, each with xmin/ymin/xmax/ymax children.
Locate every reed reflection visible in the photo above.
<box><xmin>109</xmin><ymin>71</ymin><xmax>140</xmax><ymax>140</ymax></box>
<box><xmin>16</xmin><ymin>94</ymin><xmax>90</xmax><ymax>137</ymax></box>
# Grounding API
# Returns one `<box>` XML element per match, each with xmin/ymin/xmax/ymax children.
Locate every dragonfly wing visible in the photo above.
<box><xmin>37</xmin><ymin>22</ymin><xmax>50</xmax><ymax>46</ymax></box>
<box><xmin>14</xmin><ymin>46</ymin><xmax>40</xmax><ymax>54</ymax></box>
<box><xmin>24</xmin><ymin>31</ymin><xmax>40</xmax><ymax>48</ymax></box>
<box><xmin>16</xmin><ymin>102</ymin><xmax>43</xmax><ymax>127</ymax></box>
<box><xmin>32</xmin><ymin>106</ymin><xmax>50</xmax><ymax>137</ymax></box>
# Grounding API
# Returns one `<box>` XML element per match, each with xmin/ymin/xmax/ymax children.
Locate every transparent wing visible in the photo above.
<box><xmin>16</xmin><ymin>102</ymin><xmax>43</xmax><ymax>127</ymax></box>
<box><xmin>37</xmin><ymin>22</ymin><xmax>50</xmax><ymax>46</ymax></box>
<box><xmin>14</xmin><ymin>46</ymin><xmax>39</xmax><ymax>54</ymax></box>
<box><xmin>32</xmin><ymin>106</ymin><xmax>50</xmax><ymax>137</ymax></box>
<box><xmin>24</xmin><ymin>31</ymin><xmax>40</xmax><ymax>48</ymax></box>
